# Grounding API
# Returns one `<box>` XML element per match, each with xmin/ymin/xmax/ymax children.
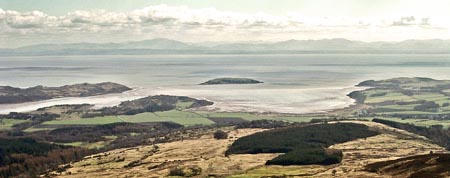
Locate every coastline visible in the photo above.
<box><xmin>0</xmin><ymin>85</ymin><xmax>360</xmax><ymax>115</ymax></box>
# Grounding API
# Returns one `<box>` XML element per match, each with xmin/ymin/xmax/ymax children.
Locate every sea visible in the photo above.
<box><xmin>1</xmin><ymin>54</ymin><xmax>450</xmax><ymax>114</ymax></box>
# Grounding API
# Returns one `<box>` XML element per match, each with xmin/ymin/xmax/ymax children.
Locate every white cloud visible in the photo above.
<box><xmin>0</xmin><ymin>5</ymin><xmax>449</xmax><ymax>47</ymax></box>
<box><xmin>391</xmin><ymin>16</ymin><xmax>432</xmax><ymax>26</ymax></box>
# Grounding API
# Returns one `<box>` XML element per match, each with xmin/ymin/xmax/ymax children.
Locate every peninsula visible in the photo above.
<box><xmin>0</xmin><ymin>82</ymin><xmax>131</xmax><ymax>104</ymax></box>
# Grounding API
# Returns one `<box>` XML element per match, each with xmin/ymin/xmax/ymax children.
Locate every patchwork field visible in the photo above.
<box><xmin>23</xmin><ymin>110</ymin><xmax>321</xmax><ymax>133</ymax></box>
<box><xmin>349</xmin><ymin>77</ymin><xmax>450</xmax><ymax>128</ymax></box>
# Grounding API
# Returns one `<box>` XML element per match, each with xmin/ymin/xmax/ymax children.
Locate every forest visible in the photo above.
<box><xmin>0</xmin><ymin>138</ymin><xmax>91</xmax><ymax>177</ymax></box>
<box><xmin>226</xmin><ymin>123</ymin><xmax>379</xmax><ymax>165</ymax></box>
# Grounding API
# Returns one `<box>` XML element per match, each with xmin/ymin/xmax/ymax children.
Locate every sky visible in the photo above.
<box><xmin>1</xmin><ymin>0</ymin><xmax>450</xmax><ymax>47</ymax></box>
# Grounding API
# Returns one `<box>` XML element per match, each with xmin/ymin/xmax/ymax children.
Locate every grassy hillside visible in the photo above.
<box><xmin>366</xmin><ymin>153</ymin><xmax>450</xmax><ymax>178</ymax></box>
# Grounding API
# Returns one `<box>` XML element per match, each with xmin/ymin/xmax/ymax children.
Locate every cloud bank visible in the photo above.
<box><xmin>1</xmin><ymin>5</ymin><xmax>449</xmax><ymax>47</ymax></box>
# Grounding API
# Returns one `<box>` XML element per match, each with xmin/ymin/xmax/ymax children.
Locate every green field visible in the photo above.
<box><xmin>57</xmin><ymin>141</ymin><xmax>108</xmax><ymax>149</ymax></box>
<box><xmin>175</xmin><ymin>101</ymin><xmax>194</xmax><ymax>109</ymax></box>
<box><xmin>364</xmin><ymin>91</ymin><xmax>414</xmax><ymax>104</ymax></box>
<box><xmin>0</xmin><ymin>119</ymin><xmax>28</xmax><ymax>131</ymax></box>
<box><xmin>42</xmin><ymin>116</ymin><xmax>124</xmax><ymax>125</ymax></box>
<box><xmin>377</xmin><ymin>104</ymin><xmax>417</xmax><ymax>111</ymax></box>
<box><xmin>29</xmin><ymin>110</ymin><xmax>318</xmax><ymax>131</ymax></box>
<box><xmin>197</xmin><ymin>112</ymin><xmax>319</xmax><ymax>123</ymax></box>
<box><xmin>23</xmin><ymin>127</ymin><xmax>53</xmax><ymax>132</ymax></box>
<box><xmin>362</xmin><ymin>89</ymin><xmax>450</xmax><ymax>115</ymax></box>
<box><xmin>198</xmin><ymin>112</ymin><xmax>273</xmax><ymax>120</ymax></box>
<box><xmin>38</xmin><ymin>110</ymin><xmax>214</xmax><ymax>127</ymax></box>
<box><xmin>122</xmin><ymin>110</ymin><xmax>214</xmax><ymax>126</ymax></box>
<box><xmin>353</xmin><ymin>78</ymin><xmax>450</xmax><ymax>128</ymax></box>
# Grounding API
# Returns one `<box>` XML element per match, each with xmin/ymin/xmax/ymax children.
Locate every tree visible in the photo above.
<box><xmin>332</xmin><ymin>169</ymin><xmax>337</xmax><ymax>176</ymax></box>
<box><xmin>213</xmin><ymin>130</ymin><xmax>228</xmax><ymax>139</ymax></box>
<box><xmin>168</xmin><ymin>167</ymin><xmax>184</xmax><ymax>176</ymax></box>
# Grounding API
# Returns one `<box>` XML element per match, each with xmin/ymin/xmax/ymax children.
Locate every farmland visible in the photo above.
<box><xmin>0</xmin><ymin>119</ymin><xmax>28</xmax><ymax>131</ymax></box>
<box><xmin>24</xmin><ymin>110</ymin><xmax>322</xmax><ymax>132</ymax></box>
<box><xmin>122</xmin><ymin>110</ymin><xmax>214</xmax><ymax>126</ymax></box>
<box><xmin>349</xmin><ymin>77</ymin><xmax>450</xmax><ymax>128</ymax></box>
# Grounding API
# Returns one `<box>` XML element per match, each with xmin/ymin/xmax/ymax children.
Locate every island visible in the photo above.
<box><xmin>0</xmin><ymin>82</ymin><xmax>131</xmax><ymax>104</ymax></box>
<box><xmin>200</xmin><ymin>78</ymin><xmax>263</xmax><ymax>85</ymax></box>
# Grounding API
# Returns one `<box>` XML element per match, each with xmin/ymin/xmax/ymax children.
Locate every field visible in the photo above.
<box><xmin>21</xmin><ymin>110</ymin><xmax>321</xmax><ymax>132</ymax></box>
<box><xmin>29</xmin><ymin>110</ymin><xmax>212</xmax><ymax>131</ymax></box>
<box><xmin>350</xmin><ymin>77</ymin><xmax>450</xmax><ymax>128</ymax></box>
<box><xmin>198</xmin><ymin>111</ymin><xmax>319</xmax><ymax>122</ymax></box>
<box><xmin>25</xmin><ymin>116</ymin><xmax>126</xmax><ymax>132</ymax></box>
<box><xmin>0</xmin><ymin>119</ymin><xmax>28</xmax><ymax>131</ymax></box>
<box><xmin>43</xmin><ymin>116</ymin><xmax>124</xmax><ymax>125</ymax></box>
<box><xmin>122</xmin><ymin>110</ymin><xmax>214</xmax><ymax>126</ymax></box>
<box><xmin>57</xmin><ymin>141</ymin><xmax>109</xmax><ymax>149</ymax></box>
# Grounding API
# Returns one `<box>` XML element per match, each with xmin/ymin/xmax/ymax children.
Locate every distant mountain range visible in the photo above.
<box><xmin>1</xmin><ymin>38</ymin><xmax>449</xmax><ymax>56</ymax></box>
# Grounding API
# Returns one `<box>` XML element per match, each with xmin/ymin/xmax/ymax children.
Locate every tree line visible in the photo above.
<box><xmin>373</xmin><ymin>118</ymin><xmax>450</xmax><ymax>150</ymax></box>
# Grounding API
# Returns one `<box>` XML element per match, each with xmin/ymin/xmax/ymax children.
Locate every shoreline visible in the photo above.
<box><xmin>0</xmin><ymin>85</ymin><xmax>360</xmax><ymax>115</ymax></box>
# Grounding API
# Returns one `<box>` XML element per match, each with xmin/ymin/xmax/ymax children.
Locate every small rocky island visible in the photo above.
<box><xmin>200</xmin><ymin>78</ymin><xmax>263</xmax><ymax>85</ymax></box>
<box><xmin>0</xmin><ymin>82</ymin><xmax>131</xmax><ymax>104</ymax></box>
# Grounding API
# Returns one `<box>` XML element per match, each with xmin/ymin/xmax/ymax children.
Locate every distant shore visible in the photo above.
<box><xmin>0</xmin><ymin>85</ymin><xmax>358</xmax><ymax>115</ymax></box>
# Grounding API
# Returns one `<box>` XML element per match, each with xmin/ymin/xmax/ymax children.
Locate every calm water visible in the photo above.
<box><xmin>1</xmin><ymin>54</ymin><xmax>450</xmax><ymax>114</ymax></box>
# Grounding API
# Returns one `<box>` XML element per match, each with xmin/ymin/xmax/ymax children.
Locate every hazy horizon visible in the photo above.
<box><xmin>1</xmin><ymin>0</ymin><xmax>450</xmax><ymax>48</ymax></box>
<box><xmin>3</xmin><ymin>37</ymin><xmax>450</xmax><ymax>49</ymax></box>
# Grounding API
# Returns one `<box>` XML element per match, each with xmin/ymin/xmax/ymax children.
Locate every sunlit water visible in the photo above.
<box><xmin>1</xmin><ymin>54</ymin><xmax>450</xmax><ymax>114</ymax></box>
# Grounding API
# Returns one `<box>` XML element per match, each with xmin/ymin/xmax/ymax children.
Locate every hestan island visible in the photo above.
<box><xmin>200</xmin><ymin>78</ymin><xmax>263</xmax><ymax>85</ymax></box>
<box><xmin>1</xmin><ymin>77</ymin><xmax>450</xmax><ymax>177</ymax></box>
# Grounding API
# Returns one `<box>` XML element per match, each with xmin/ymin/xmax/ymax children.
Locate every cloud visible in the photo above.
<box><xmin>420</xmin><ymin>18</ymin><xmax>430</xmax><ymax>26</ymax></box>
<box><xmin>392</xmin><ymin>16</ymin><xmax>431</xmax><ymax>26</ymax></box>
<box><xmin>0</xmin><ymin>5</ymin><xmax>364</xmax><ymax>32</ymax></box>
<box><xmin>0</xmin><ymin>5</ymin><xmax>449</xmax><ymax>47</ymax></box>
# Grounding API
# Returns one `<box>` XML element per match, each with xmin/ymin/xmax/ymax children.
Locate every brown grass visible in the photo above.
<box><xmin>55</xmin><ymin>121</ymin><xmax>449</xmax><ymax>178</ymax></box>
<box><xmin>56</xmin><ymin>128</ymin><xmax>278</xmax><ymax>178</ymax></box>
